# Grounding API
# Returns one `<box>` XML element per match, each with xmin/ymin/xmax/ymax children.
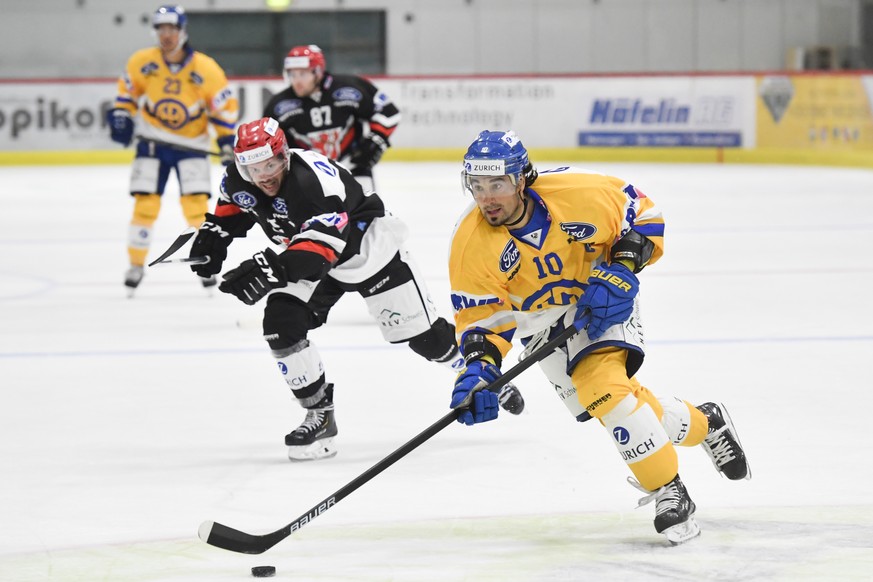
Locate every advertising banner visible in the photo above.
<box><xmin>574</xmin><ymin>76</ymin><xmax>755</xmax><ymax>148</ymax></box>
<box><xmin>756</xmin><ymin>74</ymin><xmax>873</xmax><ymax>150</ymax></box>
<box><xmin>0</xmin><ymin>81</ymin><xmax>117</xmax><ymax>150</ymax></box>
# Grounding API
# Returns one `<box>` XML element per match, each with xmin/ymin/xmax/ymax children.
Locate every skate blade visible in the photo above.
<box><xmin>287</xmin><ymin>437</ymin><xmax>338</xmax><ymax>462</ymax></box>
<box><xmin>663</xmin><ymin>517</ymin><xmax>701</xmax><ymax>545</ymax></box>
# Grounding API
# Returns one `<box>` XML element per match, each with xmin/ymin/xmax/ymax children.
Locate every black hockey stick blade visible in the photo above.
<box><xmin>198</xmin><ymin>323</ymin><xmax>580</xmax><ymax>554</ymax></box>
<box><xmin>136</xmin><ymin>136</ymin><xmax>221</xmax><ymax>157</ymax></box>
<box><xmin>147</xmin><ymin>228</ymin><xmax>197</xmax><ymax>267</ymax></box>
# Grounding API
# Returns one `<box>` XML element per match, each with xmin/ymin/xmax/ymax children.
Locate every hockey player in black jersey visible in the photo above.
<box><xmin>262</xmin><ymin>45</ymin><xmax>399</xmax><ymax>192</ymax></box>
<box><xmin>187</xmin><ymin>117</ymin><xmax>524</xmax><ymax>461</ymax></box>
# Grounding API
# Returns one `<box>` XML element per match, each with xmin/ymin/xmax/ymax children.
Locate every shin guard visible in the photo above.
<box><xmin>602</xmin><ymin>394</ymin><xmax>678</xmax><ymax>492</ymax></box>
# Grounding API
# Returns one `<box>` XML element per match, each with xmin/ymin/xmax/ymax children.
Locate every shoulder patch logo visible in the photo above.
<box><xmin>313</xmin><ymin>160</ymin><xmax>337</xmax><ymax>177</ymax></box>
<box><xmin>560</xmin><ymin>222</ymin><xmax>597</xmax><ymax>241</ymax></box>
<box><xmin>231</xmin><ymin>191</ymin><xmax>257</xmax><ymax>208</ymax></box>
<box><xmin>499</xmin><ymin>239</ymin><xmax>521</xmax><ymax>273</ymax></box>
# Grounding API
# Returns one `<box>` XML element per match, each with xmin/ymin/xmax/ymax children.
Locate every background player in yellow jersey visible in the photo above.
<box><xmin>106</xmin><ymin>5</ymin><xmax>239</xmax><ymax>294</ymax></box>
<box><xmin>447</xmin><ymin>130</ymin><xmax>751</xmax><ymax>544</ymax></box>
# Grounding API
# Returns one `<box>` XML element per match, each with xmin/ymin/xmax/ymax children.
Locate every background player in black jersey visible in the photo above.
<box><xmin>262</xmin><ymin>45</ymin><xmax>399</xmax><ymax>193</ymax></box>
<box><xmin>187</xmin><ymin>117</ymin><xmax>523</xmax><ymax>461</ymax></box>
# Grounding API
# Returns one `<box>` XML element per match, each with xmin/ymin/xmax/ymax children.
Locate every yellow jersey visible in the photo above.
<box><xmin>113</xmin><ymin>47</ymin><xmax>238</xmax><ymax>151</ymax></box>
<box><xmin>448</xmin><ymin>167</ymin><xmax>665</xmax><ymax>358</ymax></box>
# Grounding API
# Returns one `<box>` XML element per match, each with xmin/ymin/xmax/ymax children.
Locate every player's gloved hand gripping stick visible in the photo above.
<box><xmin>198</xmin><ymin>323</ymin><xmax>582</xmax><ymax>555</ymax></box>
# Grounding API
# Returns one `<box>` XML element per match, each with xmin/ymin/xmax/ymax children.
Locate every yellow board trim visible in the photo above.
<box><xmin>2</xmin><ymin>147</ymin><xmax>872</xmax><ymax>168</ymax></box>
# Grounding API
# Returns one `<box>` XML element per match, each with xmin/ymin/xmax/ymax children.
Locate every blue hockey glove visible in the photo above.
<box><xmin>575</xmin><ymin>262</ymin><xmax>639</xmax><ymax>340</ymax></box>
<box><xmin>218</xmin><ymin>249</ymin><xmax>287</xmax><ymax>305</ymax></box>
<box><xmin>217</xmin><ymin>135</ymin><xmax>235</xmax><ymax>166</ymax></box>
<box><xmin>107</xmin><ymin>108</ymin><xmax>134</xmax><ymax>147</ymax></box>
<box><xmin>450</xmin><ymin>360</ymin><xmax>501</xmax><ymax>425</ymax></box>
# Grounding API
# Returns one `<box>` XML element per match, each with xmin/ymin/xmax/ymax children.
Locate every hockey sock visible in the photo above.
<box><xmin>128</xmin><ymin>194</ymin><xmax>161</xmax><ymax>266</ymax></box>
<box><xmin>180</xmin><ymin>193</ymin><xmax>209</xmax><ymax>228</ymax></box>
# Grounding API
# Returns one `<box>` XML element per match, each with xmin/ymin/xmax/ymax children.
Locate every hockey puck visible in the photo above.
<box><xmin>251</xmin><ymin>565</ymin><xmax>276</xmax><ymax>577</ymax></box>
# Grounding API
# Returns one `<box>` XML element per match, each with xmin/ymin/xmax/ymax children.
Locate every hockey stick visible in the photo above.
<box><xmin>152</xmin><ymin>256</ymin><xmax>210</xmax><ymax>266</ymax></box>
<box><xmin>147</xmin><ymin>227</ymin><xmax>197</xmax><ymax>267</ymax></box>
<box><xmin>198</xmin><ymin>323</ymin><xmax>580</xmax><ymax>554</ymax></box>
<box><xmin>136</xmin><ymin>136</ymin><xmax>221</xmax><ymax>157</ymax></box>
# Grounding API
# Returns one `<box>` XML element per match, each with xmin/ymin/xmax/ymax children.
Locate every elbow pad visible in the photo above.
<box><xmin>610</xmin><ymin>229</ymin><xmax>654</xmax><ymax>273</ymax></box>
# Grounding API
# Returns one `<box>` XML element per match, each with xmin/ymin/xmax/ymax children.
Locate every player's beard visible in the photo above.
<box><xmin>482</xmin><ymin>195</ymin><xmax>525</xmax><ymax>227</ymax></box>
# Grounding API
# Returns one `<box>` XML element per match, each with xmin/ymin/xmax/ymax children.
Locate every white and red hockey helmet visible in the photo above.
<box><xmin>283</xmin><ymin>45</ymin><xmax>326</xmax><ymax>83</ymax></box>
<box><xmin>233</xmin><ymin>117</ymin><xmax>290</xmax><ymax>183</ymax></box>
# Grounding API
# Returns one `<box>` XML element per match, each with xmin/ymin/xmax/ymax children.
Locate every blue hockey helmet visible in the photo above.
<box><xmin>464</xmin><ymin>130</ymin><xmax>528</xmax><ymax>179</ymax></box>
<box><xmin>153</xmin><ymin>5</ymin><xmax>187</xmax><ymax>30</ymax></box>
<box><xmin>462</xmin><ymin>130</ymin><xmax>533</xmax><ymax>197</ymax></box>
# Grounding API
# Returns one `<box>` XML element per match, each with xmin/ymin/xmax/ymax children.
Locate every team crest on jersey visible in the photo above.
<box><xmin>332</xmin><ymin>87</ymin><xmax>362</xmax><ymax>102</ymax></box>
<box><xmin>232</xmin><ymin>191</ymin><xmax>257</xmax><ymax>208</ymax></box>
<box><xmin>499</xmin><ymin>239</ymin><xmax>521</xmax><ymax>272</ymax></box>
<box><xmin>274</xmin><ymin>99</ymin><xmax>303</xmax><ymax>116</ymax></box>
<box><xmin>560</xmin><ymin>222</ymin><xmax>597</xmax><ymax>241</ymax></box>
<box><xmin>272</xmin><ymin>198</ymin><xmax>288</xmax><ymax>215</ymax></box>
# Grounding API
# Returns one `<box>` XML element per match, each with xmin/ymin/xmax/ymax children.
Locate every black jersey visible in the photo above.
<box><xmin>212</xmin><ymin>149</ymin><xmax>386</xmax><ymax>280</ymax></box>
<box><xmin>262</xmin><ymin>73</ymin><xmax>400</xmax><ymax>162</ymax></box>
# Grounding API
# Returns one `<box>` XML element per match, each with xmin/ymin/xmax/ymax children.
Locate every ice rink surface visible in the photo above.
<box><xmin>1</xmin><ymin>160</ymin><xmax>872</xmax><ymax>581</ymax></box>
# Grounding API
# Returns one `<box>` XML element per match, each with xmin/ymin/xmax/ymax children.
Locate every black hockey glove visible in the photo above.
<box><xmin>189</xmin><ymin>217</ymin><xmax>231</xmax><ymax>277</ymax></box>
<box><xmin>107</xmin><ymin>108</ymin><xmax>134</xmax><ymax>147</ymax></box>
<box><xmin>218</xmin><ymin>248</ymin><xmax>288</xmax><ymax>305</ymax></box>
<box><xmin>217</xmin><ymin>135</ymin><xmax>235</xmax><ymax>167</ymax></box>
<box><xmin>349</xmin><ymin>134</ymin><xmax>388</xmax><ymax>171</ymax></box>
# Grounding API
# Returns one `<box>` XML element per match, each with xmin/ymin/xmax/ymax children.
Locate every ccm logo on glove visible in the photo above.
<box><xmin>254</xmin><ymin>252</ymin><xmax>280</xmax><ymax>284</ymax></box>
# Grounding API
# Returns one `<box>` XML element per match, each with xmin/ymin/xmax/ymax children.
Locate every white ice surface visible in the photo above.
<box><xmin>1</xmin><ymin>161</ymin><xmax>872</xmax><ymax>581</ymax></box>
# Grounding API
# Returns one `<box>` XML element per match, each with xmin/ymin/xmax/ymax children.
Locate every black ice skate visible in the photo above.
<box><xmin>285</xmin><ymin>400</ymin><xmax>338</xmax><ymax>462</ymax></box>
<box><xmin>498</xmin><ymin>382</ymin><xmax>525</xmax><ymax>415</ymax></box>
<box><xmin>124</xmin><ymin>266</ymin><xmax>144</xmax><ymax>297</ymax></box>
<box><xmin>697</xmin><ymin>402</ymin><xmax>751</xmax><ymax>480</ymax></box>
<box><xmin>630</xmin><ymin>474</ymin><xmax>700</xmax><ymax>545</ymax></box>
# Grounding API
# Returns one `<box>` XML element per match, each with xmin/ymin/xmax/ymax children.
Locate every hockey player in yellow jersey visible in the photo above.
<box><xmin>106</xmin><ymin>5</ymin><xmax>238</xmax><ymax>294</ymax></box>
<box><xmin>448</xmin><ymin>130</ymin><xmax>751</xmax><ymax>544</ymax></box>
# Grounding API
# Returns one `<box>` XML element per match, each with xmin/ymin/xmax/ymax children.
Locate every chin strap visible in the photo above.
<box><xmin>503</xmin><ymin>194</ymin><xmax>530</xmax><ymax>228</ymax></box>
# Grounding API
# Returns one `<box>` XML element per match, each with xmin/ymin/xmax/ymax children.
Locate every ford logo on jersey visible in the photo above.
<box><xmin>332</xmin><ymin>87</ymin><xmax>362</xmax><ymax>102</ymax></box>
<box><xmin>274</xmin><ymin>99</ymin><xmax>303</xmax><ymax>116</ymax></box>
<box><xmin>272</xmin><ymin>198</ymin><xmax>288</xmax><ymax>215</ymax></box>
<box><xmin>232</xmin><ymin>191</ymin><xmax>257</xmax><ymax>208</ymax></box>
<box><xmin>560</xmin><ymin>222</ymin><xmax>598</xmax><ymax>241</ymax></box>
<box><xmin>499</xmin><ymin>239</ymin><xmax>520</xmax><ymax>272</ymax></box>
